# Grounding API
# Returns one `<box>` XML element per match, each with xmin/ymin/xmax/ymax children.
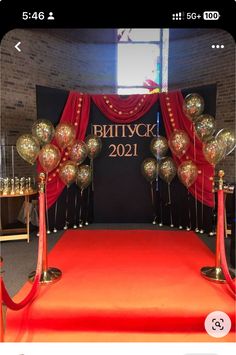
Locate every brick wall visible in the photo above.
<box><xmin>0</xmin><ymin>29</ymin><xmax>116</xmax><ymax>178</ymax></box>
<box><xmin>1</xmin><ymin>28</ymin><xmax>235</xmax><ymax>183</ymax></box>
<box><xmin>168</xmin><ymin>29</ymin><xmax>235</xmax><ymax>183</ymax></box>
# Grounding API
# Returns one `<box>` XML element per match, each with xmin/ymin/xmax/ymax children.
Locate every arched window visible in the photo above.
<box><xmin>117</xmin><ymin>29</ymin><xmax>169</xmax><ymax>94</ymax></box>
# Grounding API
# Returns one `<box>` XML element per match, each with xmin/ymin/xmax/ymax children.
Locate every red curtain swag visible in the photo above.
<box><xmin>92</xmin><ymin>93</ymin><xmax>159</xmax><ymax>123</ymax></box>
<box><xmin>37</xmin><ymin>90</ymin><xmax>214</xmax><ymax>209</ymax></box>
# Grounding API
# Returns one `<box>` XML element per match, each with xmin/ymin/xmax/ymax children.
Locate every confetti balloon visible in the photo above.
<box><xmin>183</xmin><ymin>93</ymin><xmax>204</xmax><ymax>121</ymax></box>
<box><xmin>178</xmin><ymin>160</ymin><xmax>198</xmax><ymax>188</ymax></box>
<box><xmin>76</xmin><ymin>164</ymin><xmax>92</xmax><ymax>190</ymax></box>
<box><xmin>38</xmin><ymin>143</ymin><xmax>61</xmax><ymax>173</ymax></box>
<box><xmin>32</xmin><ymin>119</ymin><xmax>55</xmax><ymax>146</ymax></box>
<box><xmin>85</xmin><ymin>134</ymin><xmax>102</xmax><ymax>159</ymax></box>
<box><xmin>69</xmin><ymin>140</ymin><xmax>88</xmax><ymax>165</ymax></box>
<box><xmin>168</xmin><ymin>130</ymin><xmax>190</xmax><ymax>158</ymax></box>
<box><xmin>194</xmin><ymin>114</ymin><xmax>216</xmax><ymax>142</ymax></box>
<box><xmin>203</xmin><ymin>137</ymin><xmax>226</xmax><ymax>166</ymax></box>
<box><xmin>16</xmin><ymin>134</ymin><xmax>40</xmax><ymax>165</ymax></box>
<box><xmin>59</xmin><ymin>161</ymin><xmax>78</xmax><ymax>186</ymax></box>
<box><xmin>141</xmin><ymin>158</ymin><xmax>158</xmax><ymax>182</ymax></box>
<box><xmin>55</xmin><ymin>123</ymin><xmax>76</xmax><ymax>150</ymax></box>
<box><xmin>159</xmin><ymin>157</ymin><xmax>177</xmax><ymax>183</ymax></box>
<box><xmin>150</xmin><ymin>136</ymin><xmax>168</xmax><ymax>159</ymax></box>
<box><xmin>216</xmin><ymin>128</ymin><xmax>236</xmax><ymax>156</ymax></box>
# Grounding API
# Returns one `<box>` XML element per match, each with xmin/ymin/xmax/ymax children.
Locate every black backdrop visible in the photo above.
<box><xmin>36</xmin><ymin>85</ymin><xmax>217</xmax><ymax>232</ymax></box>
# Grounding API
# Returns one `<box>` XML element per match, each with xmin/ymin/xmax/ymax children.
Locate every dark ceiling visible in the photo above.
<box><xmin>30</xmin><ymin>28</ymin><xmax>221</xmax><ymax>43</ymax></box>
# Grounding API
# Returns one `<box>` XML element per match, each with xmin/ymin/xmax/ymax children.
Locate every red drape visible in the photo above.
<box><xmin>92</xmin><ymin>94</ymin><xmax>158</xmax><ymax>123</ymax></box>
<box><xmin>159</xmin><ymin>91</ymin><xmax>214</xmax><ymax>207</ymax></box>
<box><xmin>37</xmin><ymin>90</ymin><xmax>214</xmax><ymax>209</ymax></box>
<box><xmin>37</xmin><ymin>92</ymin><xmax>90</xmax><ymax>209</ymax></box>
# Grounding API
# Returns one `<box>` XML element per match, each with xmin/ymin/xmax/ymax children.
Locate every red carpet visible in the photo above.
<box><xmin>5</xmin><ymin>230</ymin><xmax>236</xmax><ymax>342</ymax></box>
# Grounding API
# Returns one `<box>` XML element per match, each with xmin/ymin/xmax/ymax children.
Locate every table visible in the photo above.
<box><xmin>0</xmin><ymin>191</ymin><xmax>37</xmax><ymax>242</ymax></box>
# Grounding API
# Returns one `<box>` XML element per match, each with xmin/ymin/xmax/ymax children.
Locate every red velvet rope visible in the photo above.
<box><xmin>1</xmin><ymin>191</ymin><xmax>44</xmax><ymax>310</ymax></box>
<box><xmin>218</xmin><ymin>189</ymin><xmax>236</xmax><ymax>295</ymax></box>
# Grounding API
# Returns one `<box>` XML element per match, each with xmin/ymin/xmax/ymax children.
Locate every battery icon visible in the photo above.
<box><xmin>203</xmin><ymin>11</ymin><xmax>220</xmax><ymax>20</ymax></box>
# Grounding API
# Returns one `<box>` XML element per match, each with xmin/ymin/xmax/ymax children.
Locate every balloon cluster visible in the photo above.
<box><xmin>141</xmin><ymin>135</ymin><xmax>177</xmax><ymax>185</ymax></box>
<box><xmin>183</xmin><ymin>93</ymin><xmax>235</xmax><ymax>165</ymax></box>
<box><xmin>16</xmin><ymin>118</ymin><xmax>102</xmax><ymax>191</ymax></box>
<box><xmin>141</xmin><ymin>128</ymin><xmax>196</xmax><ymax>189</ymax></box>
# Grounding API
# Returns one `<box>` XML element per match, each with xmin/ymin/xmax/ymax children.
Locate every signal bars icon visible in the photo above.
<box><xmin>172</xmin><ymin>12</ymin><xmax>184</xmax><ymax>20</ymax></box>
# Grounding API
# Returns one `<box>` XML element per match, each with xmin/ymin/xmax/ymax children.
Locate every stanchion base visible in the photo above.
<box><xmin>28</xmin><ymin>267</ymin><xmax>62</xmax><ymax>284</ymax></box>
<box><xmin>201</xmin><ymin>266</ymin><xmax>235</xmax><ymax>283</ymax></box>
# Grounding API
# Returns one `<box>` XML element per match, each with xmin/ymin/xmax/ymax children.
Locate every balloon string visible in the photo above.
<box><xmin>201</xmin><ymin>170</ymin><xmax>204</xmax><ymax>231</ymax></box>
<box><xmin>167</xmin><ymin>182</ymin><xmax>171</xmax><ymax>204</ymax></box>
<box><xmin>74</xmin><ymin>189</ymin><xmax>78</xmax><ymax>226</ymax></box>
<box><xmin>194</xmin><ymin>183</ymin><xmax>198</xmax><ymax>231</ymax></box>
<box><xmin>150</xmin><ymin>181</ymin><xmax>156</xmax><ymax>223</ymax></box>
<box><xmin>45</xmin><ymin>173</ymin><xmax>50</xmax><ymax>232</ymax></box>
<box><xmin>178</xmin><ymin>198</ymin><xmax>181</xmax><ymax>227</ymax></box>
<box><xmin>53</xmin><ymin>179</ymin><xmax>59</xmax><ymax>231</ymax></box>
<box><xmin>193</xmin><ymin>126</ymin><xmax>196</xmax><ymax>161</ymax></box>
<box><xmin>187</xmin><ymin>190</ymin><xmax>192</xmax><ymax>229</ymax></box>
<box><xmin>91</xmin><ymin>159</ymin><xmax>94</xmax><ymax>191</ymax></box>
<box><xmin>160</xmin><ymin>193</ymin><xmax>163</xmax><ymax>223</ymax></box>
<box><xmin>158</xmin><ymin>188</ymin><xmax>163</xmax><ymax>225</ymax></box>
<box><xmin>65</xmin><ymin>186</ymin><xmax>69</xmax><ymax>221</ymax></box>
<box><xmin>168</xmin><ymin>183</ymin><xmax>173</xmax><ymax>226</ymax></box>
<box><xmin>64</xmin><ymin>185</ymin><xmax>69</xmax><ymax>228</ymax></box>
<box><xmin>79</xmin><ymin>189</ymin><xmax>83</xmax><ymax>224</ymax></box>
<box><xmin>85</xmin><ymin>185</ymin><xmax>91</xmax><ymax>224</ymax></box>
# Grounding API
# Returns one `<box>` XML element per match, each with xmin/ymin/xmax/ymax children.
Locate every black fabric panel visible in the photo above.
<box><xmin>90</xmin><ymin>100</ymin><xmax>159</xmax><ymax>223</ymax></box>
<box><xmin>36</xmin><ymin>85</ymin><xmax>69</xmax><ymax>125</ymax></box>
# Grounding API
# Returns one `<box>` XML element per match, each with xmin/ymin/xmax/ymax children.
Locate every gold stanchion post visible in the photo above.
<box><xmin>28</xmin><ymin>173</ymin><xmax>62</xmax><ymax>284</ymax></box>
<box><xmin>201</xmin><ymin>170</ymin><xmax>235</xmax><ymax>283</ymax></box>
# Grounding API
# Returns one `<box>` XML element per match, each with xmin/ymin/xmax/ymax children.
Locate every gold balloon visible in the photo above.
<box><xmin>55</xmin><ymin>123</ymin><xmax>76</xmax><ymax>150</ymax></box>
<box><xmin>203</xmin><ymin>137</ymin><xmax>226</xmax><ymax>166</ymax></box>
<box><xmin>150</xmin><ymin>136</ymin><xmax>168</xmax><ymax>159</ymax></box>
<box><xmin>141</xmin><ymin>158</ymin><xmax>158</xmax><ymax>182</ymax></box>
<box><xmin>159</xmin><ymin>157</ymin><xmax>177</xmax><ymax>183</ymax></box>
<box><xmin>194</xmin><ymin>114</ymin><xmax>216</xmax><ymax>142</ymax></box>
<box><xmin>68</xmin><ymin>140</ymin><xmax>88</xmax><ymax>165</ymax></box>
<box><xmin>183</xmin><ymin>93</ymin><xmax>204</xmax><ymax>121</ymax></box>
<box><xmin>32</xmin><ymin>119</ymin><xmax>55</xmax><ymax>146</ymax></box>
<box><xmin>178</xmin><ymin>160</ymin><xmax>198</xmax><ymax>188</ymax></box>
<box><xmin>85</xmin><ymin>134</ymin><xmax>102</xmax><ymax>159</ymax></box>
<box><xmin>168</xmin><ymin>130</ymin><xmax>190</xmax><ymax>158</ymax></box>
<box><xmin>38</xmin><ymin>143</ymin><xmax>61</xmax><ymax>173</ymax></box>
<box><xmin>76</xmin><ymin>164</ymin><xmax>92</xmax><ymax>190</ymax></box>
<box><xmin>216</xmin><ymin>128</ymin><xmax>236</xmax><ymax>156</ymax></box>
<box><xmin>59</xmin><ymin>161</ymin><xmax>78</xmax><ymax>186</ymax></box>
<box><xmin>16</xmin><ymin>134</ymin><xmax>40</xmax><ymax>165</ymax></box>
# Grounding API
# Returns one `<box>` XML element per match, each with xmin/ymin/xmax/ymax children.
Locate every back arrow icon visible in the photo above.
<box><xmin>15</xmin><ymin>42</ymin><xmax>21</xmax><ymax>52</ymax></box>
